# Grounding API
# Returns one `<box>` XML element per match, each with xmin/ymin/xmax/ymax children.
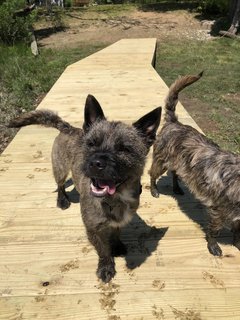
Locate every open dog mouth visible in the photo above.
<box><xmin>90</xmin><ymin>178</ymin><xmax>117</xmax><ymax>197</ymax></box>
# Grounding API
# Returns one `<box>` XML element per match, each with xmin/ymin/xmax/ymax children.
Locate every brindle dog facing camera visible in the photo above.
<box><xmin>149</xmin><ymin>72</ymin><xmax>240</xmax><ymax>257</ymax></box>
<box><xmin>9</xmin><ymin>95</ymin><xmax>161</xmax><ymax>282</ymax></box>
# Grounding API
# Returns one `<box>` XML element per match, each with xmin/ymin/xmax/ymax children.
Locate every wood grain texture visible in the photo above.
<box><xmin>0</xmin><ymin>38</ymin><xmax>239</xmax><ymax>319</ymax></box>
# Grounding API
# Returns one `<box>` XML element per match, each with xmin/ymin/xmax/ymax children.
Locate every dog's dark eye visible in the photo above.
<box><xmin>86</xmin><ymin>137</ymin><xmax>103</xmax><ymax>148</ymax></box>
<box><xmin>87</xmin><ymin>141</ymin><xmax>95</xmax><ymax>147</ymax></box>
<box><xmin>117</xmin><ymin>144</ymin><xmax>132</xmax><ymax>153</ymax></box>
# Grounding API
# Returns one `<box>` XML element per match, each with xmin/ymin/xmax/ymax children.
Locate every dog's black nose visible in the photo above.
<box><xmin>89</xmin><ymin>159</ymin><xmax>106</xmax><ymax>171</ymax></box>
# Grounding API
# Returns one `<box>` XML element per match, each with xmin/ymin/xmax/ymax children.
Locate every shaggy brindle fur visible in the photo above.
<box><xmin>149</xmin><ymin>73</ymin><xmax>240</xmax><ymax>257</ymax></box>
<box><xmin>9</xmin><ymin>95</ymin><xmax>161</xmax><ymax>282</ymax></box>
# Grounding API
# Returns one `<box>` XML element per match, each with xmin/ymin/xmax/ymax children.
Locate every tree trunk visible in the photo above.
<box><xmin>229</xmin><ymin>0</ymin><xmax>240</xmax><ymax>33</ymax></box>
<box><xmin>220</xmin><ymin>0</ymin><xmax>240</xmax><ymax>37</ymax></box>
<box><xmin>229</xmin><ymin>0</ymin><xmax>237</xmax><ymax>20</ymax></box>
<box><xmin>45</xmin><ymin>0</ymin><xmax>52</xmax><ymax>13</ymax></box>
<box><xmin>14</xmin><ymin>4</ymin><xmax>36</xmax><ymax>18</ymax></box>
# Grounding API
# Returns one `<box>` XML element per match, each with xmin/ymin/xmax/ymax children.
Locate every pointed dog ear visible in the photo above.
<box><xmin>133</xmin><ymin>107</ymin><xmax>161</xmax><ymax>148</ymax></box>
<box><xmin>83</xmin><ymin>95</ymin><xmax>106</xmax><ymax>132</ymax></box>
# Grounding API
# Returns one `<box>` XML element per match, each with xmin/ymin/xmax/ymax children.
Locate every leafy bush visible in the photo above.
<box><xmin>0</xmin><ymin>0</ymin><xmax>35</xmax><ymax>45</ymax></box>
<box><xmin>198</xmin><ymin>0</ymin><xmax>230</xmax><ymax>15</ymax></box>
<box><xmin>50</xmin><ymin>7</ymin><xmax>67</xmax><ymax>29</ymax></box>
<box><xmin>65</xmin><ymin>0</ymin><xmax>73</xmax><ymax>7</ymax></box>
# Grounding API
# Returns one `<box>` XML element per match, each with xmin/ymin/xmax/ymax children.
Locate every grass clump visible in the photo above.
<box><xmin>67</xmin><ymin>3</ymin><xmax>136</xmax><ymax>19</ymax></box>
<box><xmin>0</xmin><ymin>0</ymin><xmax>35</xmax><ymax>45</ymax></box>
<box><xmin>156</xmin><ymin>38</ymin><xmax>240</xmax><ymax>153</ymax></box>
<box><xmin>0</xmin><ymin>42</ymin><xmax>105</xmax><ymax>113</ymax></box>
<box><xmin>0</xmin><ymin>42</ymin><xmax>105</xmax><ymax>152</ymax></box>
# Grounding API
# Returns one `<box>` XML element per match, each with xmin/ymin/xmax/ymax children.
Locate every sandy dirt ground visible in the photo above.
<box><xmin>37</xmin><ymin>8</ymin><xmax>213</xmax><ymax>48</ymax></box>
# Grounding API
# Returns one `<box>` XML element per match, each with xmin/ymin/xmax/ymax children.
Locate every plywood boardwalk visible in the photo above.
<box><xmin>0</xmin><ymin>39</ymin><xmax>239</xmax><ymax>320</ymax></box>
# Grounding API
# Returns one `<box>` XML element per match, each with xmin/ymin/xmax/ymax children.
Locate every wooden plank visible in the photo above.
<box><xmin>0</xmin><ymin>38</ymin><xmax>239</xmax><ymax>319</ymax></box>
<box><xmin>1</xmin><ymin>289</ymin><xmax>240</xmax><ymax>319</ymax></box>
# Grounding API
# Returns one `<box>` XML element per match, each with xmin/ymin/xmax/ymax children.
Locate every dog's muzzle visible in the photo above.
<box><xmin>86</xmin><ymin>153</ymin><xmax>127</xmax><ymax>197</ymax></box>
<box><xmin>90</xmin><ymin>178</ymin><xmax>117</xmax><ymax>197</ymax></box>
<box><xmin>87</xmin><ymin>154</ymin><xmax>118</xmax><ymax>197</ymax></box>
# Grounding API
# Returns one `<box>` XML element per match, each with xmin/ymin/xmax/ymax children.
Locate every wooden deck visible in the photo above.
<box><xmin>1</xmin><ymin>39</ymin><xmax>240</xmax><ymax>320</ymax></box>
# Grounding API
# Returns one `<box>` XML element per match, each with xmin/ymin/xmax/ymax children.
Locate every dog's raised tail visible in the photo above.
<box><xmin>165</xmin><ymin>71</ymin><xmax>203</xmax><ymax>122</ymax></box>
<box><xmin>8</xmin><ymin>109</ymin><xmax>77</xmax><ymax>134</ymax></box>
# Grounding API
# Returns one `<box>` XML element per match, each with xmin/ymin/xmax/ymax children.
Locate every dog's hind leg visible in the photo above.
<box><xmin>206</xmin><ymin>210</ymin><xmax>222</xmax><ymax>256</ymax></box>
<box><xmin>52</xmin><ymin>137</ymin><xmax>71</xmax><ymax>210</ymax></box>
<box><xmin>52</xmin><ymin>158</ymin><xmax>70</xmax><ymax>210</ymax></box>
<box><xmin>232</xmin><ymin>220</ymin><xmax>240</xmax><ymax>250</ymax></box>
<box><xmin>149</xmin><ymin>160</ymin><xmax>167</xmax><ymax>198</ymax></box>
<box><xmin>172</xmin><ymin>171</ymin><xmax>184</xmax><ymax>195</ymax></box>
<box><xmin>56</xmin><ymin>182</ymin><xmax>70</xmax><ymax>210</ymax></box>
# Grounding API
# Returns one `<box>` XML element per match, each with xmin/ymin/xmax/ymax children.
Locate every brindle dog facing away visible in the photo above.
<box><xmin>9</xmin><ymin>95</ymin><xmax>161</xmax><ymax>282</ymax></box>
<box><xmin>149</xmin><ymin>72</ymin><xmax>240</xmax><ymax>257</ymax></box>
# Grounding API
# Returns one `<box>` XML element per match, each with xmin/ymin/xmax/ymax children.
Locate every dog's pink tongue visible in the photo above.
<box><xmin>98</xmin><ymin>180</ymin><xmax>116</xmax><ymax>195</ymax></box>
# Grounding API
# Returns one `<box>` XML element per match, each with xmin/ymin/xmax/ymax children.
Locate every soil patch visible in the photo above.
<box><xmin>37</xmin><ymin>9</ymin><xmax>212</xmax><ymax>49</ymax></box>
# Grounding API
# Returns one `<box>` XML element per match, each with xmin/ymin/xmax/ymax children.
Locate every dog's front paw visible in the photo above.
<box><xmin>57</xmin><ymin>195</ymin><xmax>71</xmax><ymax>210</ymax></box>
<box><xmin>207</xmin><ymin>242</ymin><xmax>222</xmax><ymax>257</ymax></box>
<box><xmin>112</xmin><ymin>241</ymin><xmax>127</xmax><ymax>257</ymax></box>
<box><xmin>151</xmin><ymin>187</ymin><xmax>160</xmax><ymax>198</ymax></box>
<box><xmin>57</xmin><ymin>193</ymin><xmax>71</xmax><ymax>210</ymax></box>
<box><xmin>97</xmin><ymin>262</ymin><xmax>116</xmax><ymax>283</ymax></box>
<box><xmin>233</xmin><ymin>238</ymin><xmax>240</xmax><ymax>251</ymax></box>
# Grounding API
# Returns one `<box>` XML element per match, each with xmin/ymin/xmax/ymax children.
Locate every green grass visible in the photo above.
<box><xmin>66</xmin><ymin>3</ymin><xmax>136</xmax><ymax>19</ymax></box>
<box><xmin>0</xmin><ymin>42</ymin><xmax>106</xmax><ymax>152</ymax></box>
<box><xmin>0</xmin><ymin>42</ymin><xmax>105</xmax><ymax>114</ymax></box>
<box><xmin>1</xmin><ymin>33</ymin><xmax>239</xmax><ymax>155</ymax></box>
<box><xmin>85</xmin><ymin>3</ymin><xmax>136</xmax><ymax>15</ymax></box>
<box><xmin>155</xmin><ymin>38</ymin><xmax>240</xmax><ymax>153</ymax></box>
